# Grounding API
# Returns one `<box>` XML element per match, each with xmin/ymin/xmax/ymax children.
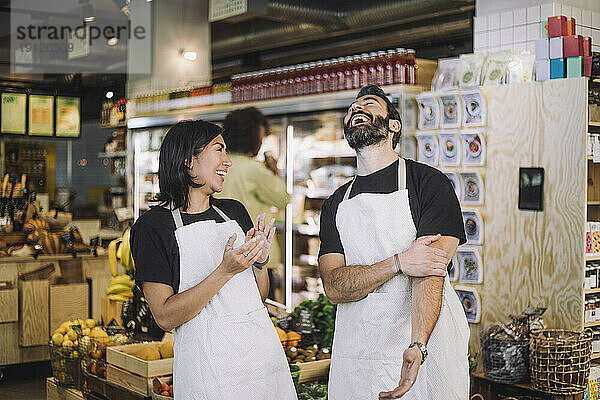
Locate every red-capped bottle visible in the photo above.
<box><xmin>314</xmin><ymin>61</ymin><xmax>324</xmax><ymax>93</ymax></box>
<box><xmin>406</xmin><ymin>49</ymin><xmax>417</xmax><ymax>84</ymax></box>
<box><xmin>394</xmin><ymin>48</ymin><xmax>406</xmax><ymax>84</ymax></box>
<box><xmin>385</xmin><ymin>50</ymin><xmax>395</xmax><ymax>86</ymax></box>
<box><xmin>359</xmin><ymin>53</ymin><xmax>369</xmax><ymax>87</ymax></box>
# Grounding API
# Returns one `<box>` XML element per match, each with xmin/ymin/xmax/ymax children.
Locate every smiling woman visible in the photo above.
<box><xmin>130</xmin><ymin>120</ymin><xmax>297</xmax><ymax>399</ymax></box>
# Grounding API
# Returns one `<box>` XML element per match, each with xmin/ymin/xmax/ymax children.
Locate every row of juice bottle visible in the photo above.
<box><xmin>230</xmin><ymin>48</ymin><xmax>418</xmax><ymax>103</ymax></box>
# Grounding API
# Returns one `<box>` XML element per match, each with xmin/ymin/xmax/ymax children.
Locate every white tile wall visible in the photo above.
<box><xmin>474</xmin><ymin>2</ymin><xmax>600</xmax><ymax>55</ymax></box>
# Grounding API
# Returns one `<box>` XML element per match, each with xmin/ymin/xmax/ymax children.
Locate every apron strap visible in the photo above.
<box><xmin>342</xmin><ymin>157</ymin><xmax>406</xmax><ymax>201</ymax></box>
<box><xmin>171</xmin><ymin>208</ymin><xmax>184</xmax><ymax>229</ymax></box>
<box><xmin>398</xmin><ymin>157</ymin><xmax>406</xmax><ymax>190</ymax></box>
<box><xmin>212</xmin><ymin>205</ymin><xmax>231</xmax><ymax>222</ymax></box>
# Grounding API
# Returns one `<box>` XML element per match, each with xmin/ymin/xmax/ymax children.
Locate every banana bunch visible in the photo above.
<box><xmin>106</xmin><ymin>228</ymin><xmax>136</xmax><ymax>300</ymax></box>
<box><xmin>108</xmin><ymin>228</ymin><xmax>135</xmax><ymax>277</ymax></box>
<box><xmin>105</xmin><ymin>274</ymin><xmax>134</xmax><ymax>300</ymax></box>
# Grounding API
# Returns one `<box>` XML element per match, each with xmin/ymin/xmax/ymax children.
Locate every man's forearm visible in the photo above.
<box><xmin>323</xmin><ymin>256</ymin><xmax>397</xmax><ymax>303</ymax></box>
<box><xmin>411</xmin><ymin>276</ymin><xmax>444</xmax><ymax>345</ymax></box>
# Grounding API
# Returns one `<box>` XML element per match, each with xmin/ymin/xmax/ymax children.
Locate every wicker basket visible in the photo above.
<box><xmin>482</xmin><ymin>335</ymin><xmax>530</xmax><ymax>383</ymax></box>
<box><xmin>529</xmin><ymin>329</ymin><xmax>592</xmax><ymax>395</ymax></box>
<box><xmin>49</xmin><ymin>340</ymin><xmax>81</xmax><ymax>387</ymax></box>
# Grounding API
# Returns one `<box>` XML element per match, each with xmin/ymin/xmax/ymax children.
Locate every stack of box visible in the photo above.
<box><xmin>535</xmin><ymin>15</ymin><xmax>592</xmax><ymax>81</ymax></box>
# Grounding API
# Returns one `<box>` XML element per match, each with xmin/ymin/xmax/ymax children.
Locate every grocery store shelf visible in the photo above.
<box><xmin>586</xmin><ymin>288</ymin><xmax>600</xmax><ymax>294</ymax></box>
<box><xmin>128</xmin><ymin>84</ymin><xmax>423</xmax><ymax>128</ymax></box>
<box><xmin>584</xmin><ymin>321</ymin><xmax>600</xmax><ymax>328</ymax></box>
<box><xmin>586</xmin><ymin>255</ymin><xmax>600</xmax><ymax>261</ymax></box>
<box><xmin>588</xmin><ymin>201</ymin><xmax>600</xmax><ymax>205</ymax></box>
<box><xmin>98</xmin><ymin>151</ymin><xmax>128</xmax><ymax>158</ymax></box>
<box><xmin>590</xmin><ymin>121</ymin><xmax>600</xmax><ymax>127</ymax></box>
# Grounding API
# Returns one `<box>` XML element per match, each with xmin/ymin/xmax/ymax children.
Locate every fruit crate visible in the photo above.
<box><xmin>49</xmin><ymin>340</ymin><xmax>81</xmax><ymax>388</ymax></box>
<box><xmin>297</xmin><ymin>359</ymin><xmax>331</xmax><ymax>384</ymax></box>
<box><xmin>106</xmin><ymin>341</ymin><xmax>173</xmax><ymax>377</ymax></box>
<box><xmin>106</xmin><ymin>364</ymin><xmax>171</xmax><ymax>397</ymax></box>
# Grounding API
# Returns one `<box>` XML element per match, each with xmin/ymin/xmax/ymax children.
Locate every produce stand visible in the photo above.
<box><xmin>83</xmin><ymin>371</ymin><xmax>149</xmax><ymax>400</ymax></box>
<box><xmin>471</xmin><ymin>372</ymin><xmax>584</xmax><ymax>400</ymax></box>
<box><xmin>46</xmin><ymin>377</ymin><xmax>85</xmax><ymax>400</ymax></box>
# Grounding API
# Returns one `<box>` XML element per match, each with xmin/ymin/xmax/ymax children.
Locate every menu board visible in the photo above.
<box><xmin>28</xmin><ymin>95</ymin><xmax>54</xmax><ymax>136</ymax></box>
<box><xmin>1</xmin><ymin>93</ymin><xmax>27</xmax><ymax>134</ymax></box>
<box><xmin>56</xmin><ymin>97</ymin><xmax>80</xmax><ymax>137</ymax></box>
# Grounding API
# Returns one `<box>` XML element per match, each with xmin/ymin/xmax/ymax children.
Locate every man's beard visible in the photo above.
<box><xmin>343</xmin><ymin>115</ymin><xmax>389</xmax><ymax>150</ymax></box>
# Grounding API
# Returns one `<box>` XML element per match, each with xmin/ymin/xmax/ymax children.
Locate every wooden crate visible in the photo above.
<box><xmin>107</xmin><ymin>342</ymin><xmax>173</xmax><ymax>378</ymax></box>
<box><xmin>19</xmin><ymin>279</ymin><xmax>49</xmax><ymax>346</ymax></box>
<box><xmin>298</xmin><ymin>359</ymin><xmax>331</xmax><ymax>383</ymax></box>
<box><xmin>49</xmin><ymin>283</ymin><xmax>89</xmax><ymax>333</ymax></box>
<box><xmin>0</xmin><ymin>288</ymin><xmax>18</xmax><ymax>323</ymax></box>
<box><xmin>101</xmin><ymin>296</ymin><xmax>124</xmax><ymax>327</ymax></box>
<box><xmin>46</xmin><ymin>377</ymin><xmax>84</xmax><ymax>400</ymax></box>
<box><xmin>106</xmin><ymin>364</ymin><xmax>160</xmax><ymax>397</ymax></box>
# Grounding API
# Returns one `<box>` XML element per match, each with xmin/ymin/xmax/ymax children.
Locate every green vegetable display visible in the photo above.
<box><xmin>293</xmin><ymin>294</ymin><xmax>336</xmax><ymax>348</ymax></box>
<box><xmin>298</xmin><ymin>382</ymin><xmax>328</xmax><ymax>400</ymax></box>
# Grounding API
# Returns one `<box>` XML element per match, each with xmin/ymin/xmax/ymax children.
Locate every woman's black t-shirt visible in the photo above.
<box><xmin>131</xmin><ymin>197</ymin><xmax>254</xmax><ymax>293</ymax></box>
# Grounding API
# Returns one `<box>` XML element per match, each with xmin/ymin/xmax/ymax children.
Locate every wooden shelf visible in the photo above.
<box><xmin>586</xmin><ymin>288</ymin><xmax>600</xmax><ymax>294</ymax></box>
<box><xmin>593</xmin><ymin>353</ymin><xmax>600</xmax><ymax>360</ymax></box>
<box><xmin>590</xmin><ymin>122</ymin><xmax>600</xmax><ymax>127</ymax></box>
<box><xmin>586</xmin><ymin>255</ymin><xmax>600</xmax><ymax>261</ymax></box>
<box><xmin>589</xmin><ymin>201</ymin><xmax>600</xmax><ymax>205</ymax></box>
<box><xmin>584</xmin><ymin>321</ymin><xmax>600</xmax><ymax>328</ymax></box>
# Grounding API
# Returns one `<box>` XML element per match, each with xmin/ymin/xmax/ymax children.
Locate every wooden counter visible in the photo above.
<box><xmin>471</xmin><ymin>371</ymin><xmax>584</xmax><ymax>400</ymax></box>
<box><xmin>0</xmin><ymin>253</ymin><xmax>112</xmax><ymax>366</ymax></box>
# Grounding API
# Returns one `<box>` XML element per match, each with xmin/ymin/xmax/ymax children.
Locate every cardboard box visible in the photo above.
<box><xmin>536</xmin><ymin>59</ymin><xmax>550</xmax><ymax>81</ymax></box>
<box><xmin>564</xmin><ymin>35</ymin><xmax>583</xmax><ymax>57</ymax></box>
<box><xmin>535</xmin><ymin>39</ymin><xmax>549</xmax><ymax>60</ymax></box>
<box><xmin>548</xmin><ymin>15</ymin><xmax>567</xmax><ymax>37</ymax></box>
<box><xmin>549</xmin><ymin>37</ymin><xmax>564</xmax><ymax>59</ymax></box>
<box><xmin>566</xmin><ymin>17</ymin><xmax>576</xmax><ymax>36</ymax></box>
<box><xmin>584</xmin><ymin>37</ymin><xmax>592</xmax><ymax>57</ymax></box>
<box><xmin>550</xmin><ymin>58</ymin><xmax>566</xmax><ymax>79</ymax></box>
<box><xmin>566</xmin><ymin>56</ymin><xmax>583</xmax><ymax>77</ymax></box>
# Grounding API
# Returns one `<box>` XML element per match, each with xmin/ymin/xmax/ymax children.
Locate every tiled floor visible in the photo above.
<box><xmin>0</xmin><ymin>361</ymin><xmax>52</xmax><ymax>400</ymax></box>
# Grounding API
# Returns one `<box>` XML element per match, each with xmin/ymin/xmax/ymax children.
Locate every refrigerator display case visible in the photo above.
<box><xmin>127</xmin><ymin>85</ymin><xmax>420</xmax><ymax>312</ymax></box>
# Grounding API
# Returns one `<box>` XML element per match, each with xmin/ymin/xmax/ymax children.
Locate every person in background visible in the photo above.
<box><xmin>216</xmin><ymin>107</ymin><xmax>290</xmax><ymax>298</ymax></box>
<box><xmin>131</xmin><ymin>120</ymin><xmax>297</xmax><ymax>399</ymax></box>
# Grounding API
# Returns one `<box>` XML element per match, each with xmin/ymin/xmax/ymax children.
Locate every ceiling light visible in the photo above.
<box><xmin>107</xmin><ymin>37</ymin><xmax>119</xmax><ymax>46</ymax></box>
<box><xmin>181</xmin><ymin>50</ymin><xmax>197</xmax><ymax>61</ymax></box>
<box><xmin>106</xmin><ymin>91</ymin><xmax>114</xmax><ymax>99</ymax></box>
<box><xmin>83</xmin><ymin>4</ymin><xmax>95</xmax><ymax>22</ymax></box>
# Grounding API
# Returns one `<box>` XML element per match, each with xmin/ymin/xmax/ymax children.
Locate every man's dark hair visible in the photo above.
<box><xmin>356</xmin><ymin>85</ymin><xmax>403</xmax><ymax>148</ymax></box>
<box><xmin>156</xmin><ymin>120</ymin><xmax>223</xmax><ymax>211</ymax></box>
<box><xmin>222</xmin><ymin>107</ymin><xmax>269</xmax><ymax>157</ymax></box>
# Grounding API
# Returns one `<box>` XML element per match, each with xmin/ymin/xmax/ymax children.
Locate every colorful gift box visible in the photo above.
<box><xmin>550</xmin><ymin>58</ymin><xmax>566</xmax><ymax>79</ymax></box>
<box><xmin>535</xmin><ymin>59</ymin><xmax>550</xmax><ymax>81</ymax></box>
<box><xmin>548</xmin><ymin>15</ymin><xmax>568</xmax><ymax>37</ymax></box>
<box><xmin>535</xmin><ymin>39</ymin><xmax>549</xmax><ymax>60</ymax></box>
<box><xmin>566</xmin><ymin>17</ymin><xmax>576</xmax><ymax>36</ymax></box>
<box><xmin>584</xmin><ymin>37</ymin><xmax>592</xmax><ymax>57</ymax></box>
<box><xmin>566</xmin><ymin>57</ymin><xmax>583</xmax><ymax>78</ymax></box>
<box><xmin>564</xmin><ymin>35</ymin><xmax>584</xmax><ymax>58</ymax></box>
<box><xmin>549</xmin><ymin>37</ymin><xmax>564</xmax><ymax>59</ymax></box>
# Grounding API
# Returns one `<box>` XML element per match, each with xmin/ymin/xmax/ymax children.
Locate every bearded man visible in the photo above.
<box><xmin>318</xmin><ymin>85</ymin><xmax>470</xmax><ymax>399</ymax></box>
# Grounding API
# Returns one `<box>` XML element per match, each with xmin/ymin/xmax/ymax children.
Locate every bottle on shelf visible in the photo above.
<box><xmin>367</xmin><ymin>52</ymin><xmax>378</xmax><ymax>85</ymax></box>
<box><xmin>344</xmin><ymin>56</ymin><xmax>354</xmax><ymax>90</ymax></box>
<box><xmin>385</xmin><ymin>50</ymin><xmax>395</xmax><ymax>86</ymax></box>
<box><xmin>359</xmin><ymin>53</ymin><xmax>370</xmax><ymax>87</ymax></box>
<box><xmin>376</xmin><ymin>51</ymin><xmax>386</xmax><ymax>86</ymax></box>
<box><xmin>393</xmin><ymin>48</ymin><xmax>406</xmax><ymax>84</ymax></box>
<box><xmin>406</xmin><ymin>49</ymin><xmax>417</xmax><ymax>85</ymax></box>
<box><xmin>314</xmin><ymin>61</ymin><xmax>324</xmax><ymax>94</ymax></box>
<box><xmin>322</xmin><ymin>60</ymin><xmax>332</xmax><ymax>93</ymax></box>
<box><xmin>336</xmin><ymin>57</ymin><xmax>347</xmax><ymax>92</ymax></box>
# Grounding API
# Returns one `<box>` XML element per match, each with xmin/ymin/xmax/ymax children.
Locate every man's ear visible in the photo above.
<box><xmin>389</xmin><ymin>119</ymin><xmax>401</xmax><ymax>133</ymax></box>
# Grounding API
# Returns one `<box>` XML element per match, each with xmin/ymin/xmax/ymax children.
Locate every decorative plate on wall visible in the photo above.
<box><xmin>455</xmin><ymin>286</ymin><xmax>481</xmax><ymax>323</ymax></box>
<box><xmin>457</xmin><ymin>247</ymin><xmax>483</xmax><ymax>284</ymax></box>
<box><xmin>438</xmin><ymin>131</ymin><xmax>461</xmax><ymax>166</ymax></box>
<box><xmin>459</xmin><ymin>172</ymin><xmax>484</xmax><ymax>205</ymax></box>
<box><xmin>462</xmin><ymin>210</ymin><xmax>484</xmax><ymax>245</ymax></box>
<box><xmin>415</xmin><ymin>132</ymin><xmax>439</xmax><ymax>166</ymax></box>
<box><xmin>416</xmin><ymin>94</ymin><xmax>440</xmax><ymax>130</ymax></box>
<box><xmin>461</xmin><ymin>132</ymin><xmax>486</xmax><ymax>166</ymax></box>
<box><xmin>460</xmin><ymin>90</ymin><xmax>486</xmax><ymax>127</ymax></box>
<box><xmin>439</xmin><ymin>94</ymin><xmax>462</xmax><ymax>129</ymax></box>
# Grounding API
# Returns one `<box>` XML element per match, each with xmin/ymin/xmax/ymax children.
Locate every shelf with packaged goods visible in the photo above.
<box><xmin>128</xmin><ymin>84</ymin><xmax>424</xmax><ymax>128</ymax></box>
<box><xmin>98</xmin><ymin>151</ymin><xmax>128</xmax><ymax>158</ymax></box>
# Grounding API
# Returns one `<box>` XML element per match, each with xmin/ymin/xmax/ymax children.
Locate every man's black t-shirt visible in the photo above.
<box><xmin>131</xmin><ymin>197</ymin><xmax>254</xmax><ymax>293</ymax></box>
<box><xmin>318</xmin><ymin>158</ymin><xmax>466</xmax><ymax>258</ymax></box>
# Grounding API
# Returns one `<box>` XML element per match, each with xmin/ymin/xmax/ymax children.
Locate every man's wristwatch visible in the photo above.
<box><xmin>408</xmin><ymin>342</ymin><xmax>428</xmax><ymax>364</ymax></box>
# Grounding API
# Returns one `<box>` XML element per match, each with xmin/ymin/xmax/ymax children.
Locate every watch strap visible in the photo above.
<box><xmin>408</xmin><ymin>341</ymin><xmax>428</xmax><ymax>364</ymax></box>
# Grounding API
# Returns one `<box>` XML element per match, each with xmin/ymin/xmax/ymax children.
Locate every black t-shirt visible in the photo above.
<box><xmin>131</xmin><ymin>197</ymin><xmax>254</xmax><ymax>293</ymax></box>
<box><xmin>318</xmin><ymin>158</ymin><xmax>466</xmax><ymax>257</ymax></box>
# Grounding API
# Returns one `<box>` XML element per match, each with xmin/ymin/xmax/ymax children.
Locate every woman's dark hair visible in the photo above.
<box><xmin>156</xmin><ymin>120</ymin><xmax>223</xmax><ymax>210</ymax></box>
<box><xmin>222</xmin><ymin>107</ymin><xmax>269</xmax><ymax>157</ymax></box>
